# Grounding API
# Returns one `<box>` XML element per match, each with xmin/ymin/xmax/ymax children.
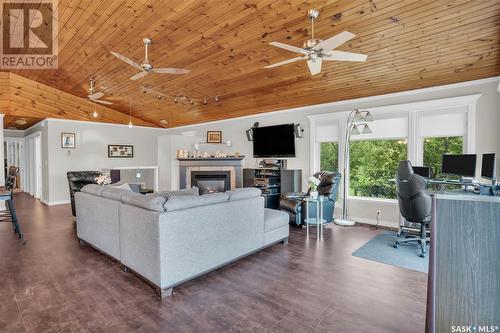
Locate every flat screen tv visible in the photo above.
<box><xmin>252</xmin><ymin>124</ymin><xmax>295</xmax><ymax>158</ymax></box>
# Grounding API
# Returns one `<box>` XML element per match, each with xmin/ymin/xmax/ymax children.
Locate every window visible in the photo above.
<box><xmin>349</xmin><ymin>139</ymin><xmax>408</xmax><ymax>199</ymax></box>
<box><xmin>423</xmin><ymin>136</ymin><xmax>464</xmax><ymax>177</ymax></box>
<box><xmin>320</xmin><ymin>142</ymin><xmax>339</xmax><ymax>172</ymax></box>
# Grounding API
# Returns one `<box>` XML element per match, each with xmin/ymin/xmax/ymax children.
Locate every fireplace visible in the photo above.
<box><xmin>191</xmin><ymin>171</ymin><xmax>231</xmax><ymax>194</ymax></box>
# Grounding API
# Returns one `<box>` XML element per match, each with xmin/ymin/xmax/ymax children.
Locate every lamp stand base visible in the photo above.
<box><xmin>334</xmin><ymin>218</ymin><xmax>356</xmax><ymax>226</ymax></box>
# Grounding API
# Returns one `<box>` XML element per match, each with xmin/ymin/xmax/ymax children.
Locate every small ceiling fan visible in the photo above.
<box><xmin>87</xmin><ymin>78</ymin><xmax>113</xmax><ymax>105</ymax></box>
<box><xmin>110</xmin><ymin>38</ymin><xmax>190</xmax><ymax>81</ymax></box>
<box><xmin>264</xmin><ymin>9</ymin><xmax>367</xmax><ymax>75</ymax></box>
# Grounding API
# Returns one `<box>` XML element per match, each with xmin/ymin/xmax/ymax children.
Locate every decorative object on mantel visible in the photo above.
<box><xmin>95</xmin><ymin>174</ymin><xmax>111</xmax><ymax>185</ymax></box>
<box><xmin>207</xmin><ymin>131</ymin><xmax>222</xmax><ymax>143</ymax></box>
<box><xmin>308</xmin><ymin>176</ymin><xmax>320</xmax><ymax>199</ymax></box>
<box><xmin>61</xmin><ymin>132</ymin><xmax>76</xmax><ymax>149</ymax></box>
<box><xmin>108</xmin><ymin>144</ymin><xmax>134</xmax><ymax>158</ymax></box>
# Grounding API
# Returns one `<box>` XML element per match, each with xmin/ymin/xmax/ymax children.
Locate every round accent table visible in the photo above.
<box><xmin>304</xmin><ymin>196</ymin><xmax>327</xmax><ymax>239</ymax></box>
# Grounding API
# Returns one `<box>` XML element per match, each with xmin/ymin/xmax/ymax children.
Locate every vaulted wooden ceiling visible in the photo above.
<box><xmin>3</xmin><ymin>0</ymin><xmax>499</xmax><ymax>128</ymax></box>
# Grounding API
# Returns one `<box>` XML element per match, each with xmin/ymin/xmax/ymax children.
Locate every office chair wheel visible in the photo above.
<box><xmin>393</xmin><ymin>243</ymin><xmax>399</xmax><ymax>248</ymax></box>
<box><xmin>419</xmin><ymin>252</ymin><xmax>426</xmax><ymax>258</ymax></box>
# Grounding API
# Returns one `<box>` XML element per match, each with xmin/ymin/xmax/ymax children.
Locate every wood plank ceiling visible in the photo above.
<box><xmin>3</xmin><ymin>0</ymin><xmax>499</xmax><ymax>128</ymax></box>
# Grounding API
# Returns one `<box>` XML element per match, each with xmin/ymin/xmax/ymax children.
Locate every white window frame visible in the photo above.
<box><xmin>308</xmin><ymin>94</ymin><xmax>480</xmax><ymax>202</ymax></box>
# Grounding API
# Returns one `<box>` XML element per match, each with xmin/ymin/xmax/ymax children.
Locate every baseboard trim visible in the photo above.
<box><xmin>336</xmin><ymin>215</ymin><xmax>398</xmax><ymax>229</ymax></box>
<box><xmin>41</xmin><ymin>199</ymin><xmax>70</xmax><ymax>206</ymax></box>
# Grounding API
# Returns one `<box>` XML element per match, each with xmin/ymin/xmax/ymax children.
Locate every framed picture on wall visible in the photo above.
<box><xmin>206</xmin><ymin>131</ymin><xmax>222</xmax><ymax>143</ymax></box>
<box><xmin>61</xmin><ymin>133</ymin><xmax>76</xmax><ymax>149</ymax></box>
<box><xmin>108</xmin><ymin>145</ymin><xmax>134</xmax><ymax>158</ymax></box>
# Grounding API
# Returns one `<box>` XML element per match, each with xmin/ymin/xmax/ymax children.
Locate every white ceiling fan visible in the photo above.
<box><xmin>87</xmin><ymin>78</ymin><xmax>113</xmax><ymax>105</ymax></box>
<box><xmin>264</xmin><ymin>9</ymin><xmax>367</xmax><ymax>75</ymax></box>
<box><xmin>110</xmin><ymin>38</ymin><xmax>190</xmax><ymax>81</ymax></box>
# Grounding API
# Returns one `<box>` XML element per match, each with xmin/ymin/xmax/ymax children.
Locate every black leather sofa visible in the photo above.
<box><xmin>279</xmin><ymin>171</ymin><xmax>341</xmax><ymax>226</ymax></box>
<box><xmin>67</xmin><ymin>171</ymin><xmax>102</xmax><ymax>217</ymax></box>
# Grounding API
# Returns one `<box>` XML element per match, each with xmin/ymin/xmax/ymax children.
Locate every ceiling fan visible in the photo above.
<box><xmin>87</xmin><ymin>78</ymin><xmax>113</xmax><ymax>105</ymax></box>
<box><xmin>264</xmin><ymin>8</ymin><xmax>367</xmax><ymax>75</ymax></box>
<box><xmin>110</xmin><ymin>38</ymin><xmax>190</xmax><ymax>81</ymax></box>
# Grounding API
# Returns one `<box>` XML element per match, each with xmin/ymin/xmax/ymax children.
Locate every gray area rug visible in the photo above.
<box><xmin>352</xmin><ymin>231</ymin><xmax>429</xmax><ymax>273</ymax></box>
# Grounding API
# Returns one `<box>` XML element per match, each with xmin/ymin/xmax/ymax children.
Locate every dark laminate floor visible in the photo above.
<box><xmin>0</xmin><ymin>193</ymin><xmax>428</xmax><ymax>332</ymax></box>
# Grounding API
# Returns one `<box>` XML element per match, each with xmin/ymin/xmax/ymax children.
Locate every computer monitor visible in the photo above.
<box><xmin>441</xmin><ymin>154</ymin><xmax>477</xmax><ymax>178</ymax></box>
<box><xmin>412</xmin><ymin>166</ymin><xmax>432</xmax><ymax>179</ymax></box>
<box><xmin>481</xmin><ymin>153</ymin><xmax>496</xmax><ymax>180</ymax></box>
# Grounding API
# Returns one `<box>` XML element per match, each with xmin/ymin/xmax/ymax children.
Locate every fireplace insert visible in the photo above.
<box><xmin>191</xmin><ymin>171</ymin><xmax>231</xmax><ymax>194</ymax></box>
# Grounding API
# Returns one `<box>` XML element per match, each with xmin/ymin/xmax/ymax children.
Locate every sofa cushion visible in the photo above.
<box><xmin>158</xmin><ymin>187</ymin><xmax>199</xmax><ymax>199</ymax></box>
<box><xmin>121</xmin><ymin>192</ymin><xmax>166</xmax><ymax>212</ymax></box>
<box><xmin>164</xmin><ymin>192</ymin><xmax>229</xmax><ymax>212</ymax></box>
<box><xmin>101</xmin><ymin>187</ymin><xmax>131</xmax><ymax>201</ymax></box>
<box><xmin>226</xmin><ymin>187</ymin><xmax>262</xmax><ymax>201</ymax></box>
<box><xmin>264</xmin><ymin>208</ymin><xmax>289</xmax><ymax>232</ymax></box>
<box><xmin>110</xmin><ymin>182</ymin><xmax>132</xmax><ymax>191</ymax></box>
<box><xmin>81</xmin><ymin>184</ymin><xmax>106</xmax><ymax>196</ymax></box>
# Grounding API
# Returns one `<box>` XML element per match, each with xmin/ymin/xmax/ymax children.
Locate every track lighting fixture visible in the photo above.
<box><xmin>92</xmin><ymin>110</ymin><xmax>98</xmax><ymax>118</ymax></box>
<box><xmin>139</xmin><ymin>85</ymin><xmax>221</xmax><ymax>107</ymax></box>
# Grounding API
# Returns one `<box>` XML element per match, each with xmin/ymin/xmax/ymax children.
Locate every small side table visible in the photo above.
<box><xmin>304</xmin><ymin>196</ymin><xmax>326</xmax><ymax>239</ymax></box>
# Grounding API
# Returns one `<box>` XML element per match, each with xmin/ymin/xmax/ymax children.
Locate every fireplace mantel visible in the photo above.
<box><xmin>178</xmin><ymin>157</ymin><xmax>244</xmax><ymax>190</ymax></box>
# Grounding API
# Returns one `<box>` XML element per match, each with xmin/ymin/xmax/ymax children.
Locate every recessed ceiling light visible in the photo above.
<box><xmin>160</xmin><ymin>119</ymin><xmax>168</xmax><ymax>125</ymax></box>
<box><xmin>14</xmin><ymin>119</ymin><xmax>28</xmax><ymax>125</ymax></box>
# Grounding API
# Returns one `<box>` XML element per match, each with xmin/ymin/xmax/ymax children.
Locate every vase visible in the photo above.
<box><xmin>310</xmin><ymin>190</ymin><xmax>318</xmax><ymax>199</ymax></box>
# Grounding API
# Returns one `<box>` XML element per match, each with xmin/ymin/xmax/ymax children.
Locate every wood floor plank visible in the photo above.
<box><xmin>0</xmin><ymin>193</ymin><xmax>428</xmax><ymax>332</ymax></box>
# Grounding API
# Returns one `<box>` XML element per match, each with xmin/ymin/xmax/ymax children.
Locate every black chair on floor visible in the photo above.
<box><xmin>67</xmin><ymin>171</ymin><xmax>102</xmax><ymax>217</ymax></box>
<box><xmin>0</xmin><ymin>166</ymin><xmax>23</xmax><ymax>241</ymax></box>
<box><xmin>394</xmin><ymin>160</ymin><xmax>431</xmax><ymax>257</ymax></box>
<box><xmin>280</xmin><ymin>171</ymin><xmax>341</xmax><ymax>226</ymax></box>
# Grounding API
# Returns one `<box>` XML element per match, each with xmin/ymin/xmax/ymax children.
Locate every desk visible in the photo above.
<box><xmin>426</xmin><ymin>193</ymin><xmax>500</xmax><ymax>332</ymax></box>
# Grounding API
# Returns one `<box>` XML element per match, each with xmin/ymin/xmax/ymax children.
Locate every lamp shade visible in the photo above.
<box><xmin>363</xmin><ymin>111</ymin><xmax>374</xmax><ymax>122</ymax></box>
<box><xmin>361</xmin><ymin>124</ymin><xmax>372</xmax><ymax>134</ymax></box>
<box><xmin>351</xmin><ymin>124</ymin><xmax>360</xmax><ymax>135</ymax></box>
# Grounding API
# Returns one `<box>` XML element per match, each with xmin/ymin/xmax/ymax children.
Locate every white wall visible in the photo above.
<box><xmin>15</xmin><ymin>77</ymin><xmax>500</xmax><ymax>227</ymax></box>
<box><xmin>161</xmin><ymin>77</ymin><xmax>500</xmax><ymax>227</ymax></box>
<box><xmin>30</xmin><ymin>119</ymin><xmax>168</xmax><ymax>204</ymax></box>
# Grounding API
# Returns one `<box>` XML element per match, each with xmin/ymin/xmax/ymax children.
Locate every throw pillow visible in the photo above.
<box><xmin>110</xmin><ymin>182</ymin><xmax>132</xmax><ymax>191</ymax></box>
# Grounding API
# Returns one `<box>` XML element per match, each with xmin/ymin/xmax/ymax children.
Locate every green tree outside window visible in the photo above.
<box><xmin>349</xmin><ymin>139</ymin><xmax>408</xmax><ymax>199</ymax></box>
<box><xmin>423</xmin><ymin>136</ymin><xmax>464</xmax><ymax>178</ymax></box>
<box><xmin>320</xmin><ymin>142</ymin><xmax>339</xmax><ymax>172</ymax></box>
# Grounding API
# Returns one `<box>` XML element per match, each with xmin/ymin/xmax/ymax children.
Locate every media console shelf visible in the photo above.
<box><xmin>243</xmin><ymin>167</ymin><xmax>301</xmax><ymax>209</ymax></box>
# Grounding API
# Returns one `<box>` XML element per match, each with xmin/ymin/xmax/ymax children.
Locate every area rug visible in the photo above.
<box><xmin>352</xmin><ymin>231</ymin><xmax>429</xmax><ymax>273</ymax></box>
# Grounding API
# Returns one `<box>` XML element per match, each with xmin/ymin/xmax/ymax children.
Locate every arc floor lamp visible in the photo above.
<box><xmin>334</xmin><ymin>109</ymin><xmax>373</xmax><ymax>226</ymax></box>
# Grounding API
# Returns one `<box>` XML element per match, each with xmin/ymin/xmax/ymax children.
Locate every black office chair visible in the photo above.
<box><xmin>394</xmin><ymin>160</ymin><xmax>431</xmax><ymax>257</ymax></box>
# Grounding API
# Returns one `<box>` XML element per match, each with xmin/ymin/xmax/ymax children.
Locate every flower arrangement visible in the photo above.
<box><xmin>308</xmin><ymin>176</ymin><xmax>320</xmax><ymax>190</ymax></box>
<box><xmin>308</xmin><ymin>176</ymin><xmax>320</xmax><ymax>199</ymax></box>
<box><xmin>95</xmin><ymin>174</ymin><xmax>111</xmax><ymax>186</ymax></box>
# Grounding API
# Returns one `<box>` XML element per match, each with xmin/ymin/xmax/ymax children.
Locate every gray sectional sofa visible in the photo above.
<box><xmin>75</xmin><ymin>185</ymin><xmax>289</xmax><ymax>297</ymax></box>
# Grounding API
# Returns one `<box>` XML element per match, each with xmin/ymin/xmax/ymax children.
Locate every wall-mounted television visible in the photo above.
<box><xmin>252</xmin><ymin>124</ymin><xmax>295</xmax><ymax>158</ymax></box>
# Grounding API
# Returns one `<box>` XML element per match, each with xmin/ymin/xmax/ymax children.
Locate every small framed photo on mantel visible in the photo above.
<box><xmin>108</xmin><ymin>145</ymin><xmax>134</xmax><ymax>158</ymax></box>
<box><xmin>61</xmin><ymin>133</ymin><xmax>76</xmax><ymax>149</ymax></box>
<box><xmin>206</xmin><ymin>131</ymin><xmax>222</xmax><ymax>143</ymax></box>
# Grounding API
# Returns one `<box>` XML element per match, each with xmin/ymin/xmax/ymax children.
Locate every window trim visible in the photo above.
<box><xmin>308</xmin><ymin>94</ymin><xmax>480</xmax><ymax>203</ymax></box>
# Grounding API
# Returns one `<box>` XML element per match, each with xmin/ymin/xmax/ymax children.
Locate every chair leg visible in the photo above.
<box><xmin>419</xmin><ymin>223</ymin><xmax>427</xmax><ymax>258</ymax></box>
<box><xmin>7</xmin><ymin>199</ymin><xmax>23</xmax><ymax>240</ymax></box>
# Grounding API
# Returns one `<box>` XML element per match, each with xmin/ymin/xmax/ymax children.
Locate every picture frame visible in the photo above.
<box><xmin>61</xmin><ymin>133</ymin><xmax>76</xmax><ymax>149</ymax></box>
<box><xmin>206</xmin><ymin>131</ymin><xmax>222</xmax><ymax>143</ymax></box>
<box><xmin>108</xmin><ymin>145</ymin><xmax>134</xmax><ymax>158</ymax></box>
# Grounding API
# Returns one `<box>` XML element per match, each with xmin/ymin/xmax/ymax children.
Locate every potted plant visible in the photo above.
<box><xmin>308</xmin><ymin>176</ymin><xmax>320</xmax><ymax>199</ymax></box>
